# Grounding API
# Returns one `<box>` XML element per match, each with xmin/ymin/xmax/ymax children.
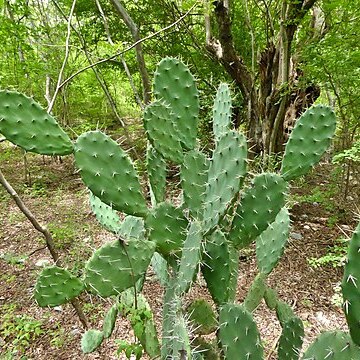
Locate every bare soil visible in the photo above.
<box><xmin>0</xmin><ymin>143</ymin><xmax>358</xmax><ymax>359</ymax></box>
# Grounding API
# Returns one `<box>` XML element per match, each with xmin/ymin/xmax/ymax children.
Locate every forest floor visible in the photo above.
<box><xmin>0</xmin><ymin>141</ymin><xmax>359</xmax><ymax>360</ymax></box>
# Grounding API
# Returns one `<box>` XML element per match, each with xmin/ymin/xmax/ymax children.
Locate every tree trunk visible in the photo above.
<box><xmin>206</xmin><ymin>0</ymin><xmax>319</xmax><ymax>156</ymax></box>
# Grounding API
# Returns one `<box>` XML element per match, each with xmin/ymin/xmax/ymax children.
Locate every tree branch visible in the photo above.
<box><xmin>47</xmin><ymin>0</ymin><xmax>76</xmax><ymax>113</ymax></box>
<box><xmin>0</xmin><ymin>168</ymin><xmax>88</xmax><ymax>329</ymax></box>
<box><xmin>58</xmin><ymin>3</ymin><xmax>198</xmax><ymax>90</ymax></box>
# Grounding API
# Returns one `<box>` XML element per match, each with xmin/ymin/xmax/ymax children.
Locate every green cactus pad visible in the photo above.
<box><xmin>0</xmin><ymin>90</ymin><xmax>73</xmax><ymax>155</ymax></box>
<box><xmin>213</xmin><ymin>83</ymin><xmax>232</xmax><ymax>140</ymax></box>
<box><xmin>243</xmin><ymin>273</ymin><xmax>266</xmax><ymax>312</ymax></box>
<box><xmin>118</xmin><ymin>215</ymin><xmax>145</xmax><ymax>240</ymax></box>
<box><xmin>102</xmin><ymin>303</ymin><xmax>118</xmax><ymax>338</ymax></box>
<box><xmin>75</xmin><ymin>131</ymin><xmax>148</xmax><ymax>217</ymax></box>
<box><xmin>256</xmin><ymin>207</ymin><xmax>290</xmax><ymax>274</ymax></box>
<box><xmin>145</xmin><ymin>202</ymin><xmax>188</xmax><ymax>257</ymax></box>
<box><xmin>147</xmin><ymin>145</ymin><xmax>167</xmax><ymax>204</ymax></box>
<box><xmin>144</xmin><ymin>101</ymin><xmax>184</xmax><ymax>164</ymax></box>
<box><xmin>264</xmin><ymin>286</ymin><xmax>279</xmax><ymax>310</ymax></box>
<box><xmin>186</xmin><ymin>299</ymin><xmax>217</xmax><ymax>335</ymax></box>
<box><xmin>230</xmin><ymin>173</ymin><xmax>287</xmax><ymax>248</ymax></box>
<box><xmin>278</xmin><ymin>317</ymin><xmax>304</xmax><ymax>360</ymax></box>
<box><xmin>276</xmin><ymin>301</ymin><xmax>296</xmax><ymax>326</ymax></box>
<box><xmin>302</xmin><ymin>330</ymin><xmax>360</xmax><ymax>360</ymax></box>
<box><xmin>171</xmin><ymin>313</ymin><xmax>192</xmax><ymax>360</ymax></box>
<box><xmin>281</xmin><ymin>105</ymin><xmax>336</xmax><ymax>181</ymax></box>
<box><xmin>219</xmin><ymin>304</ymin><xmax>263</xmax><ymax>360</ymax></box>
<box><xmin>203</xmin><ymin>130</ymin><xmax>247</xmax><ymax>234</ymax></box>
<box><xmin>153</xmin><ymin>57</ymin><xmax>199</xmax><ymax>150</ymax></box>
<box><xmin>81</xmin><ymin>329</ymin><xmax>104</xmax><ymax>353</ymax></box>
<box><xmin>202</xmin><ymin>230</ymin><xmax>231</xmax><ymax>305</ymax></box>
<box><xmin>151</xmin><ymin>252</ymin><xmax>169</xmax><ymax>286</ymax></box>
<box><xmin>84</xmin><ymin>239</ymin><xmax>155</xmax><ymax>297</ymax></box>
<box><xmin>180</xmin><ymin>150</ymin><xmax>209</xmax><ymax>219</ymax></box>
<box><xmin>89</xmin><ymin>192</ymin><xmax>121</xmax><ymax>234</ymax></box>
<box><xmin>35</xmin><ymin>266</ymin><xmax>84</xmax><ymax>307</ymax></box>
<box><xmin>177</xmin><ymin>221</ymin><xmax>203</xmax><ymax>294</ymax></box>
<box><xmin>341</xmin><ymin>222</ymin><xmax>360</xmax><ymax>345</ymax></box>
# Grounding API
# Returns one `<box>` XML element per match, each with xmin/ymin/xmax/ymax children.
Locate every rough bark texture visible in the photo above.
<box><xmin>206</xmin><ymin>0</ymin><xmax>319</xmax><ymax>155</ymax></box>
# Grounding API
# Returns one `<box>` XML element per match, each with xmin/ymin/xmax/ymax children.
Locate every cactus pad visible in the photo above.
<box><xmin>145</xmin><ymin>202</ymin><xmax>188</xmax><ymax>257</ymax></box>
<box><xmin>74</xmin><ymin>131</ymin><xmax>148</xmax><ymax>217</ymax></box>
<box><xmin>177</xmin><ymin>221</ymin><xmax>202</xmax><ymax>294</ymax></box>
<box><xmin>203</xmin><ymin>130</ymin><xmax>247</xmax><ymax>233</ymax></box>
<box><xmin>0</xmin><ymin>90</ymin><xmax>73</xmax><ymax>155</ymax></box>
<box><xmin>118</xmin><ymin>215</ymin><xmax>145</xmax><ymax>240</ymax></box>
<box><xmin>103</xmin><ymin>303</ymin><xmax>118</xmax><ymax>338</ymax></box>
<box><xmin>35</xmin><ymin>266</ymin><xmax>84</xmax><ymax>307</ymax></box>
<box><xmin>281</xmin><ymin>105</ymin><xmax>336</xmax><ymax>181</ymax></box>
<box><xmin>302</xmin><ymin>330</ymin><xmax>360</xmax><ymax>360</ymax></box>
<box><xmin>144</xmin><ymin>101</ymin><xmax>184</xmax><ymax>164</ymax></box>
<box><xmin>186</xmin><ymin>299</ymin><xmax>217</xmax><ymax>335</ymax></box>
<box><xmin>230</xmin><ymin>173</ymin><xmax>287</xmax><ymax>248</ymax></box>
<box><xmin>256</xmin><ymin>207</ymin><xmax>290</xmax><ymax>274</ymax></box>
<box><xmin>89</xmin><ymin>192</ymin><xmax>121</xmax><ymax>234</ymax></box>
<box><xmin>84</xmin><ymin>239</ymin><xmax>155</xmax><ymax>297</ymax></box>
<box><xmin>146</xmin><ymin>145</ymin><xmax>167</xmax><ymax>204</ymax></box>
<box><xmin>219</xmin><ymin>304</ymin><xmax>263</xmax><ymax>360</ymax></box>
<box><xmin>202</xmin><ymin>230</ymin><xmax>231</xmax><ymax>305</ymax></box>
<box><xmin>341</xmin><ymin>222</ymin><xmax>360</xmax><ymax>345</ymax></box>
<box><xmin>213</xmin><ymin>83</ymin><xmax>232</xmax><ymax>140</ymax></box>
<box><xmin>278</xmin><ymin>317</ymin><xmax>304</xmax><ymax>360</ymax></box>
<box><xmin>81</xmin><ymin>329</ymin><xmax>104</xmax><ymax>353</ymax></box>
<box><xmin>153</xmin><ymin>57</ymin><xmax>199</xmax><ymax>150</ymax></box>
<box><xmin>243</xmin><ymin>273</ymin><xmax>266</xmax><ymax>312</ymax></box>
<box><xmin>180</xmin><ymin>150</ymin><xmax>209</xmax><ymax>219</ymax></box>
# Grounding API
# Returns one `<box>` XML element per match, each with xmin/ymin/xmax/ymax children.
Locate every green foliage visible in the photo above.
<box><xmin>0</xmin><ymin>304</ymin><xmax>44</xmax><ymax>354</ymax></box>
<box><xmin>308</xmin><ymin>237</ymin><xmax>348</xmax><ymax>269</ymax></box>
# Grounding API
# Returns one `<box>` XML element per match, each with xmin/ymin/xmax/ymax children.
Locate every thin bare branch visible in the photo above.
<box><xmin>58</xmin><ymin>2</ymin><xmax>198</xmax><ymax>90</ymax></box>
<box><xmin>47</xmin><ymin>0</ymin><xmax>76</xmax><ymax>113</ymax></box>
<box><xmin>0</xmin><ymin>168</ymin><xmax>88</xmax><ymax>329</ymax></box>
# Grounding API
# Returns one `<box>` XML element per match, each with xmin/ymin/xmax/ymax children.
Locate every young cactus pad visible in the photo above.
<box><xmin>281</xmin><ymin>105</ymin><xmax>336</xmax><ymax>181</ymax></box>
<box><xmin>89</xmin><ymin>192</ymin><xmax>122</xmax><ymax>234</ymax></box>
<box><xmin>153</xmin><ymin>57</ymin><xmax>199</xmax><ymax>150</ymax></box>
<box><xmin>35</xmin><ymin>266</ymin><xmax>84</xmax><ymax>307</ymax></box>
<box><xmin>213</xmin><ymin>83</ymin><xmax>232</xmax><ymax>140</ymax></box>
<box><xmin>84</xmin><ymin>239</ymin><xmax>155</xmax><ymax>297</ymax></box>
<box><xmin>0</xmin><ymin>90</ymin><xmax>73</xmax><ymax>155</ymax></box>
<box><xmin>74</xmin><ymin>131</ymin><xmax>148</xmax><ymax>217</ymax></box>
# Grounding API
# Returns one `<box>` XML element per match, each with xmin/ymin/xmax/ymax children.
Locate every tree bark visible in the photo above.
<box><xmin>206</xmin><ymin>0</ymin><xmax>319</xmax><ymax>155</ymax></box>
<box><xmin>110</xmin><ymin>0</ymin><xmax>151</xmax><ymax>104</ymax></box>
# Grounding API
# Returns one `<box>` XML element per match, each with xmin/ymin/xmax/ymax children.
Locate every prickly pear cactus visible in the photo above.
<box><xmin>2</xmin><ymin>56</ymin><xmax>342</xmax><ymax>359</ymax></box>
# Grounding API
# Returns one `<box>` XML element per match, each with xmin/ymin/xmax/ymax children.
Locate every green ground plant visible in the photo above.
<box><xmin>1</xmin><ymin>57</ymin><xmax>360</xmax><ymax>360</ymax></box>
<box><xmin>0</xmin><ymin>304</ymin><xmax>44</xmax><ymax>356</ymax></box>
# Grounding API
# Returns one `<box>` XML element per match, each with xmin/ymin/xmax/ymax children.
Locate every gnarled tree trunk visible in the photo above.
<box><xmin>206</xmin><ymin>0</ymin><xmax>319</xmax><ymax>156</ymax></box>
